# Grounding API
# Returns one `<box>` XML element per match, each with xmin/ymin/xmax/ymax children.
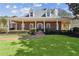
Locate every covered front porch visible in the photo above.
<box><xmin>7</xmin><ymin>17</ymin><xmax>70</xmax><ymax>32</ymax></box>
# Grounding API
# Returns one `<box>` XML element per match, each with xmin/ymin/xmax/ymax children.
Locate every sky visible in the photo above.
<box><xmin>0</xmin><ymin>3</ymin><xmax>71</xmax><ymax>17</ymax></box>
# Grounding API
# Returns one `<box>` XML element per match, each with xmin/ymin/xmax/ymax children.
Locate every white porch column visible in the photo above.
<box><xmin>61</xmin><ymin>23</ymin><xmax>64</xmax><ymax>30</ymax></box>
<box><xmin>15</xmin><ymin>23</ymin><xmax>17</xmax><ymax>30</ymax></box>
<box><xmin>35</xmin><ymin>21</ymin><xmax>37</xmax><ymax>32</ymax></box>
<box><xmin>22</xmin><ymin>20</ymin><xmax>24</xmax><ymax>31</ymax></box>
<box><xmin>56</xmin><ymin>20</ymin><xmax>59</xmax><ymax>30</ymax></box>
<box><xmin>44</xmin><ymin>20</ymin><xmax>45</xmax><ymax>32</ymax></box>
<box><xmin>50</xmin><ymin>9</ymin><xmax>52</xmax><ymax>17</ymax></box>
<box><xmin>7</xmin><ymin>19</ymin><xmax>10</xmax><ymax>33</ymax></box>
<box><xmin>69</xmin><ymin>24</ymin><xmax>71</xmax><ymax>30</ymax></box>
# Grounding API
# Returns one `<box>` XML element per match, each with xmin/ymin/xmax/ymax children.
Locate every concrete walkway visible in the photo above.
<box><xmin>0</xmin><ymin>37</ymin><xmax>19</xmax><ymax>40</ymax></box>
<box><xmin>0</xmin><ymin>34</ymin><xmax>19</xmax><ymax>40</ymax></box>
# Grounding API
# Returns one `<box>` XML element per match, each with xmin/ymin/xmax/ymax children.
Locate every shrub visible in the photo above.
<box><xmin>73</xmin><ymin>27</ymin><xmax>79</xmax><ymax>32</ymax></box>
<box><xmin>18</xmin><ymin>33</ymin><xmax>30</xmax><ymax>40</ymax></box>
<box><xmin>45</xmin><ymin>28</ymin><xmax>56</xmax><ymax>34</ymax></box>
<box><xmin>0</xmin><ymin>28</ymin><xmax>7</xmax><ymax>33</ymax></box>
<box><xmin>72</xmin><ymin>27</ymin><xmax>79</xmax><ymax>34</ymax></box>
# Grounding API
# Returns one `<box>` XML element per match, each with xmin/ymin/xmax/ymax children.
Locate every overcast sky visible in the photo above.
<box><xmin>0</xmin><ymin>3</ymin><xmax>70</xmax><ymax>17</ymax></box>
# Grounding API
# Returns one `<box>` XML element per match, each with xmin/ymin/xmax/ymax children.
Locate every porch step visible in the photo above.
<box><xmin>35</xmin><ymin>30</ymin><xmax>45</xmax><ymax>35</ymax></box>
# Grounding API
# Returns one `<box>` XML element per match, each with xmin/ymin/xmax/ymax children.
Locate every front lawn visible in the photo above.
<box><xmin>0</xmin><ymin>35</ymin><xmax>79</xmax><ymax>56</ymax></box>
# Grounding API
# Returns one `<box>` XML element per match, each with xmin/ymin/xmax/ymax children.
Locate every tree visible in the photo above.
<box><xmin>0</xmin><ymin>17</ymin><xmax>7</xmax><ymax>26</ymax></box>
<box><xmin>12</xmin><ymin>16</ymin><xmax>17</xmax><ymax>17</ymax></box>
<box><xmin>51</xmin><ymin>8</ymin><xmax>71</xmax><ymax>17</ymax></box>
<box><xmin>0</xmin><ymin>17</ymin><xmax>7</xmax><ymax>32</ymax></box>
<box><xmin>66</xmin><ymin>3</ymin><xmax>79</xmax><ymax>18</ymax></box>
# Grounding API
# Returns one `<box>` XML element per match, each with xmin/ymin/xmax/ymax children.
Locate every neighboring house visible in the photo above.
<box><xmin>2</xmin><ymin>8</ymin><xmax>73</xmax><ymax>32</ymax></box>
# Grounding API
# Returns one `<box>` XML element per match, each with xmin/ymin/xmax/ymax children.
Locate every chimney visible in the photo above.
<box><xmin>50</xmin><ymin>9</ymin><xmax>52</xmax><ymax>17</ymax></box>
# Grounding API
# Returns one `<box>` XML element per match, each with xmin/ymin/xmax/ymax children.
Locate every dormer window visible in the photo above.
<box><xmin>30</xmin><ymin>12</ymin><xmax>33</xmax><ymax>17</ymax></box>
<box><xmin>25</xmin><ymin>14</ymin><xmax>29</xmax><ymax>17</ymax></box>
<box><xmin>42</xmin><ymin>14</ymin><xmax>46</xmax><ymax>17</ymax></box>
<box><xmin>47</xmin><ymin>12</ymin><xmax>50</xmax><ymax>17</ymax></box>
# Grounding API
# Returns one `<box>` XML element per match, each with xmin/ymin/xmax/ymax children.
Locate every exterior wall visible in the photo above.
<box><xmin>70</xmin><ymin>20</ymin><xmax>79</xmax><ymax>29</ymax></box>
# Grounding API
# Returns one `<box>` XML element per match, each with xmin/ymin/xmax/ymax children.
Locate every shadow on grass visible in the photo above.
<box><xmin>10</xmin><ymin>31</ymin><xmax>79</xmax><ymax>56</ymax></box>
<box><xmin>64</xmin><ymin>34</ymin><xmax>79</xmax><ymax>38</ymax></box>
<box><xmin>10</xmin><ymin>32</ymin><xmax>46</xmax><ymax>56</ymax></box>
<box><xmin>11</xmin><ymin>40</ymin><xmax>34</xmax><ymax>56</ymax></box>
<box><xmin>60</xmin><ymin>32</ymin><xmax>79</xmax><ymax>38</ymax></box>
<box><xmin>46</xmin><ymin>31</ymin><xmax>79</xmax><ymax>38</ymax></box>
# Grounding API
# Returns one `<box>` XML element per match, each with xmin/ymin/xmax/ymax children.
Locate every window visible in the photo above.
<box><xmin>46</xmin><ymin>23</ymin><xmax>51</xmax><ymax>29</ymax></box>
<box><xmin>29</xmin><ymin>23</ymin><xmax>34</xmax><ymax>29</ymax></box>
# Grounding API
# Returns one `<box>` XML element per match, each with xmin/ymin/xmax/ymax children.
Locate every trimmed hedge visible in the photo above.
<box><xmin>45</xmin><ymin>29</ymin><xmax>57</xmax><ymax>34</ymax></box>
<box><xmin>70</xmin><ymin>27</ymin><xmax>79</xmax><ymax>34</ymax></box>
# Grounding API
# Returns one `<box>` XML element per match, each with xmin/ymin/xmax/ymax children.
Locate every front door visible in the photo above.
<box><xmin>37</xmin><ymin>23</ymin><xmax>44</xmax><ymax>31</ymax></box>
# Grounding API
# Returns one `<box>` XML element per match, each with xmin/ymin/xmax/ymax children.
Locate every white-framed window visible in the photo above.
<box><xmin>29</xmin><ymin>23</ymin><xmax>34</xmax><ymax>29</ymax></box>
<box><xmin>46</xmin><ymin>23</ymin><xmax>51</xmax><ymax>29</ymax></box>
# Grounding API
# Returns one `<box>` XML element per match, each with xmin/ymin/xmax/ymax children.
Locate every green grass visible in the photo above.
<box><xmin>0</xmin><ymin>35</ymin><xmax>79</xmax><ymax>56</ymax></box>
